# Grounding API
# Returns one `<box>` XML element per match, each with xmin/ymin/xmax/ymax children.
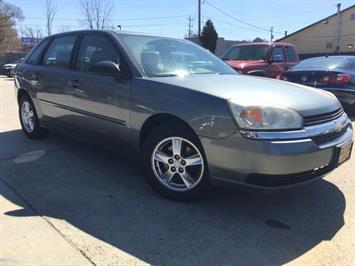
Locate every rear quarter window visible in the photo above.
<box><xmin>43</xmin><ymin>36</ymin><xmax>77</xmax><ymax>69</ymax></box>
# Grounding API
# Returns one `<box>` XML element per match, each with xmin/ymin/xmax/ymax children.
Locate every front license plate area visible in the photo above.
<box><xmin>337</xmin><ymin>142</ymin><xmax>353</xmax><ymax>166</ymax></box>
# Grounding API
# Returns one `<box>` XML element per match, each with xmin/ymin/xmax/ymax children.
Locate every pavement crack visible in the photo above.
<box><xmin>0</xmin><ymin>176</ymin><xmax>96</xmax><ymax>266</ymax></box>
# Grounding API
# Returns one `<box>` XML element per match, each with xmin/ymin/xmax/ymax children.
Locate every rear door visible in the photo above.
<box><xmin>35</xmin><ymin>35</ymin><xmax>79</xmax><ymax>125</ymax></box>
<box><xmin>67</xmin><ymin>33</ymin><xmax>131</xmax><ymax>139</ymax></box>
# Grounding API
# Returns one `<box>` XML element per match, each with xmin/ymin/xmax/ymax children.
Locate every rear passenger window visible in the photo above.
<box><xmin>43</xmin><ymin>36</ymin><xmax>77</xmax><ymax>68</ymax></box>
<box><xmin>76</xmin><ymin>35</ymin><xmax>119</xmax><ymax>72</ymax></box>
<box><xmin>285</xmin><ymin>46</ymin><xmax>298</xmax><ymax>62</ymax></box>
<box><xmin>26</xmin><ymin>38</ymin><xmax>51</xmax><ymax>65</ymax></box>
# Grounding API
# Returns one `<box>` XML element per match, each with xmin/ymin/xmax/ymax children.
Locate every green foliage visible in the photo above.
<box><xmin>199</xmin><ymin>20</ymin><xmax>218</xmax><ymax>53</ymax></box>
<box><xmin>0</xmin><ymin>0</ymin><xmax>24</xmax><ymax>52</ymax></box>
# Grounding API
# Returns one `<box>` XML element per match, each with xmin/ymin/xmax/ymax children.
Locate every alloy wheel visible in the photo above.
<box><xmin>21</xmin><ymin>101</ymin><xmax>35</xmax><ymax>133</ymax></box>
<box><xmin>151</xmin><ymin>137</ymin><xmax>204</xmax><ymax>192</ymax></box>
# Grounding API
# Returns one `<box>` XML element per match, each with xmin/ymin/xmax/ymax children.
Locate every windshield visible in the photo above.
<box><xmin>223</xmin><ymin>45</ymin><xmax>269</xmax><ymax>61</ymax></box>
<box><xmin>119</xmin><ymin>34</ymin><xmax>236</xmax><ymax>77</ymax></box>
<box><xmin>293</xmin><ymin>57</ymin><xmax>350</xmax><ymax>70</ymax></box>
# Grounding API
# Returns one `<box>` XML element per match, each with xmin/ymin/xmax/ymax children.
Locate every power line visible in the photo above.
<box><xmin>24</xmin><ymin>14</ymin><xmax>189</xmax><ymax>22</ymax></box>
<box><xmin>205</xmin><ymin>1</ymin><xmax>284</xmax><ymax>35</ymax></box>
<box><xmin>205</xmin><ymin>1</ymin><xmax>269</xmax><ymax>32</ymax></box>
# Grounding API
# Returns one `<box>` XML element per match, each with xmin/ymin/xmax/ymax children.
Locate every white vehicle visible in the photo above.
<box><xmin>2</xmin><ymin>58</ymin><xmax>23</xmax><ymax>77</ymax></box>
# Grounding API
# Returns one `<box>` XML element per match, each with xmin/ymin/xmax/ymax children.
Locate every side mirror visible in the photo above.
<box><xmin>88</xmin><ymin>61</ymin><xmax>121</xmax><ymax>76</ymax></box>
<box><xmin>271</xmin><ymin>54</ymin><xmax>283</xmax><ymax>62</ymax></box>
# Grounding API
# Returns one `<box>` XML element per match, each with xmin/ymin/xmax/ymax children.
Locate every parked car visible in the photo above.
<box><xmin>14</xmin><ymin>31</ymin><xmax>353</xmax><ymax>201</ymax></box>
<box><xmin>222</xmin><ymin>42</ymin><xmax>299</xmax><ymax>78</ymax></box>
<box><xmin>282</xmin><ymin>56</ymin><xmax>355</xmax><ymax>115</ymax></box>
<box><xmin>2</xmin><ymin>58</ymin><xmax>24</xmax><ymax>77</ymax></box>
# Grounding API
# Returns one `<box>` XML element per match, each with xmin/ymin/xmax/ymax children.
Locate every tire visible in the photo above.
<box><xmin>142</xmin><ymin>122</ymin><xmax>209</xmax><ymax>201</ymax></box>
<box><xmin>19</xmin><ymin>94</ymin><xmax>49</xmax><ymax>139</ymax></box>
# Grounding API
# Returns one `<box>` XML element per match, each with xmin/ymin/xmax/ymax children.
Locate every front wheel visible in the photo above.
<box><xmin>142</xmin><ymin>123</ymin><xmax>209</xmax><ymax>201</ymax></box>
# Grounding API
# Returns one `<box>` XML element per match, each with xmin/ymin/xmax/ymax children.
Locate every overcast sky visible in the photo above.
<box><xmin>7</xmin><ymin>0</ymin><xmax>355</xmax><ymax>41</ymax></box>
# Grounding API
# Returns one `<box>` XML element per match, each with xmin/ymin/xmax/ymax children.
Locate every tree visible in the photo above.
<box><xmin>252</xmin><ymin>37</ymin><xmax>264</xmax><ymax>42</ymax></box>
<box><xmin>25</xmin><ymin>27</ymin><xmax>43</xmax><ymax>48</ymax></box>
<box><xmin>79</xmin><ymin>0</ymin><xmax>114</xmax><ymax>30</ymax></box>
<box><xmin>199</xmin><ymin>20</ymin><xmax>218</xmax><ymax>53</ymax></box>
<box><xmin>57</xmin><ymin>25</ymin><xmax>71</xmax><ymax>33</ymax></box>
<box><xmin>45</xmin><ymin>0</ymin><xmax>57</xmax><ymax>36</ymax></box>
<box><xmin>0</xmin><ymin>0</ymin><xmax>24</xmax><ymax>52</ymax></box>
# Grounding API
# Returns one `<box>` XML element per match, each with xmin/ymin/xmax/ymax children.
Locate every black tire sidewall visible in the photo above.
<box><xmin>142</xmin><ymin>122</ymin><xmax>209</xmax><ymax>201</ymax></box>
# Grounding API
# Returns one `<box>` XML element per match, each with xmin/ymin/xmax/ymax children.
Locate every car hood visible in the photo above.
<box><xmin>224</xmin><ymin>60</ymin><xmax>266</xmax><ymax>69</ymax></box>
<box><xmin>149</xmin><ymin>74</ymin><xmax>341</xmax><ymax>117</ymax></box>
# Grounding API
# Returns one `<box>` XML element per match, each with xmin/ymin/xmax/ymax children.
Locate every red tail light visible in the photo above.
<box><xmin>320</xmin><ymin>74</ymin><xmax>351</xmax><ymax>85</ymax></box>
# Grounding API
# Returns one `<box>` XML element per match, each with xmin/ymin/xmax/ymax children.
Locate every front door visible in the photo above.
<box><xmin>266</xmin><ymin>46</ymin><xmax>287</xmax><ymax>78</ymax></box>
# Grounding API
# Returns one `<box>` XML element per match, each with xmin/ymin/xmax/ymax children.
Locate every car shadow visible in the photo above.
<box><xmin>0</xmin><ymin>129</ymin><xmax>346</xmax><ymax>265</ymax></box>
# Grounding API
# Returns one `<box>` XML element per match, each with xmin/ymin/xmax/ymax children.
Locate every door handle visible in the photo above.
<box><xmin>68</xmin><ymin>80</ymin><xmax>81</xmax><ymax>89</ymax></box>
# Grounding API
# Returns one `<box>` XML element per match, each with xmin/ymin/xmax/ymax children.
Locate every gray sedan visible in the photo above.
<box><xmin>14</xmin><ymin>30</ymin><xmax>353</xmax><ymax>201</ymax></box>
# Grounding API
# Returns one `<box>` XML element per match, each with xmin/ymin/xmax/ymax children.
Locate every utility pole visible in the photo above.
<box><xmin>198</xmin><ymin>0</ymin><xmax>201</xmax><ymax>37</ymax></box>
<box><xmin>335</xmin><ymin>3</ymin><xmax>341</xmax><ymax>52</ymax></box>
<box><xmin>270</xmin><ymin>26</ymin><xmax>274</xmax><ymax>42</ymax></box>
<box><xmin>187</xmin><ymin>15</ymin><xmax>193</xmax><ymax>37</ymax></box>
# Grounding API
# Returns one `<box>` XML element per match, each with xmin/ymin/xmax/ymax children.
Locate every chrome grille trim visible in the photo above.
<box><xmin>303</xmin><ymin>108</ymin><xmax>344</xmax><ymax>126</ymax></box>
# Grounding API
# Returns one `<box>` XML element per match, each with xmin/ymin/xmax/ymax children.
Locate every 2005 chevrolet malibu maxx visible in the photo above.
<box><xmin>15</xmin><ymin>30</ymin><xmax>353</xmax><ymax>200</ymax></box>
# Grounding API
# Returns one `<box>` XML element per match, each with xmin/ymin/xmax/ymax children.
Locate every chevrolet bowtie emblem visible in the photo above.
<box><xmin>334</xmin><ymin>122</ymin><xmax>342</xmax><ymax>133</ymax></box>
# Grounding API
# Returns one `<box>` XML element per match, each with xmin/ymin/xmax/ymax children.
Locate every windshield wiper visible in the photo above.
<box><xmin>152</xmin><ymin>74</ymin><xmax>178</xmax><ymax>77</ymax></box>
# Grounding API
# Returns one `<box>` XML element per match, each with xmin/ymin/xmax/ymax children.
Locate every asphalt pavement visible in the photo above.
<box><xmin>0</xmin><ymin>76</ymin><xmax>354</xmax><ymax>266</ymax></box>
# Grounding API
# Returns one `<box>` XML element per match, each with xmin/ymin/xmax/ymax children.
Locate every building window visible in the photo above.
<box><xmin>326</xmin><ymin>42</ymin><xmax>333</xmax><ymax>49</ymax></box>
<box><xmin>351</xmin><ymin>13</ymin><xmax>355</xmax><ymax>20</ymax></box>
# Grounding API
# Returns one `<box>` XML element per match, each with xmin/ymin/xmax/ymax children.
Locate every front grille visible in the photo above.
<box><xmin>311</xmin><ymin>126</ymin><xmax>347</xmax><ymax>145</ymax></box>
<box><xmin>246</xmin><ymin>164</ymin><xmax>333</xmax><ymax>187</ymax></box>
<box><xmin>303</xmin><ymin>108</ymin><xmax>344</xmax><ymax>127</ymax></box>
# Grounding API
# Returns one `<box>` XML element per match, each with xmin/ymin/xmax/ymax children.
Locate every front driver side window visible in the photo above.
<box><xmin>77</xmin><ymin>35</ymin><xmax>119</xmax><ymax>72</ymax></box>
<box><xmin>271</xmin><ymin>46</ymin><xmax>285</xmax><ymax>61</ymax></box>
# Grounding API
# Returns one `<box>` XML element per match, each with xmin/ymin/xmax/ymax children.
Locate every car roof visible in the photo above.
<box><xmin>232</xmin><ymin>42</ymin><xmax>295</xmax><ymax>47</ymax></box>
<box><xmin>303</xmin><ymin>55</ymin><xmax>355</xmax><ymax>60</ymax></box>
<box><xmin>45</xmin><ymin>30</ymin><xmax>174</xmax><ymax>40</ymax></box>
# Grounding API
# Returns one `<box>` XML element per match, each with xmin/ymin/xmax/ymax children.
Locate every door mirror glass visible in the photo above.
<box><xmin>271</xmin><ymin>54</ymin><xmax>283</xmax><ymax>62</ymax></box>
<box><xmin>88</xmin><ymin>61</ymin><xmax>121</xmax><ymax>76</ymax></box>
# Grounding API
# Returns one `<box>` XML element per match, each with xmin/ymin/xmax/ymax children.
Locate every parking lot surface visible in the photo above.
<box><xmin>0</xmin><ymin>76</ymin><xmax>354</xmax><ymax>265</ymax></box>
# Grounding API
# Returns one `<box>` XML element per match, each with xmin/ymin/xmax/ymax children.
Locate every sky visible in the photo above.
<box><xmin>6</xmin><ymin>0</ymin><xmax>355</xmax><ymax>41</ymax></box>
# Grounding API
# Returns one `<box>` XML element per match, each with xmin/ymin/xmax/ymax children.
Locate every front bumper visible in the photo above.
<box><xmin>200</xmin><ymin>113</ymin><xmax>353</xmax><ymax>188</ymax></box>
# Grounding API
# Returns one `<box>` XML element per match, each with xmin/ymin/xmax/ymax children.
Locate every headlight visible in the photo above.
<box><xmin>227</xmin><ymin>99</ymin><xmax>303</xmax><ymax>130</ymax></box>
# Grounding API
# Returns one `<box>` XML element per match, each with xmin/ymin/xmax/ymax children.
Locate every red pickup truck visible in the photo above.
<box><xmin>222</xmin><ymin>42</ymin><xmax>299</xmax><ymax>79</ymax></box>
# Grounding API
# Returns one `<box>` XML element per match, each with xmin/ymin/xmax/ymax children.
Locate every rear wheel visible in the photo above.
<box><xmin>19</xmin><ymin>94</ymin><xmax>49</xmax><ymax>139</ymax></box>
<box><xmin>142</xmin><ymin>123</ymin><xmax>209</xmax><ymax>201</ymax></box>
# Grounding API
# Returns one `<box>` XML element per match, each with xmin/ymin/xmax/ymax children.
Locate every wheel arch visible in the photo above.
<box><xmin>17</xmin><ymin>89</ymin><xmax>31</xmax><ymax>104</ymax></box>
<box><xmin>17</xmin><ymin>88</ymin><xmax>43</xmax><ymax>119</ymax></box>
<box><xmin>139</xmin><ymin>113</ymin><xmax>199</xmax><ymax>150</ymax></box>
